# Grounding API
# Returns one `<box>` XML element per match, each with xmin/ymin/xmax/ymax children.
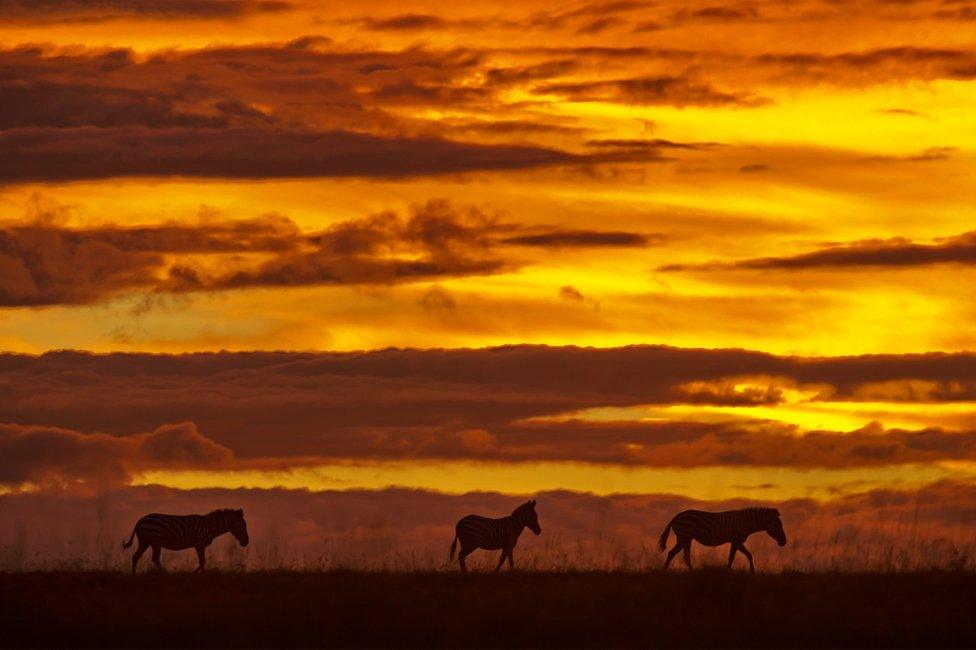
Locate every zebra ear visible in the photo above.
<box><xmin>530</xmin><ymin>499</ymin><xmax>536</xmax><ymax>506</ymax></box>
<box><xmin>237</xmin><ymin>509</ymin><xmax>244</xmax><ymax>517</ymax></box>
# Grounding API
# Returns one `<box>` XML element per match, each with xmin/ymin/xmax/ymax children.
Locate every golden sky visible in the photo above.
<box><xmin>1</xmin><ymin>0</ymin><xmax>976</xmax><ymax>511</ymax></box>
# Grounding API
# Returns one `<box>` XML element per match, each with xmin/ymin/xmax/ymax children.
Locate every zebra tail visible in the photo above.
<box><xmin>449</xmin><ymin>534</ymin><xmax>458</xmax><ymax>561</ymax></box>
<box><xmin>658</xmin><ymin>518</ymin><xmax>675</xmax><ymax>551</ymax></box>
<box><xmin>121</xmin><ymin>526</ymin><xmax>137</xmax><ymax>550</ymax></box>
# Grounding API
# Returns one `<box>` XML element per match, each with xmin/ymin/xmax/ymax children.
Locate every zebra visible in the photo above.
<box><xmin>449</xmin><ymin>500</ymin><xmax>541</xmax><ymax>572</ymax></box>
<box><xmin>658</xmin><ymin>507</ymin><xmax>786</xmax><ymax>573</ymax></box>
<box><xmin>122</xmin><ymin>508</ymin><xmax>249</xmax><ymax>574</ymax></box>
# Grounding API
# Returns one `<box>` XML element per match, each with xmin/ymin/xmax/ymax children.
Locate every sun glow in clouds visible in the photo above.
<box><xmin>1</xmin><ymin>0</ymin><xmax>976</xmax><ymax>515</ymax></box>
<box><xmin>134</xmin><ymin>459</ymin><xmax>976</xmax><ymax>502</ymax></box>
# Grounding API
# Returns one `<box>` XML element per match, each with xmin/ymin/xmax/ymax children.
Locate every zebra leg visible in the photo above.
<box><xmin>727</xmin><ymin>544</ymin><xmax>738</xmax><ymax>569</ymax></box>
<box><xmin>507</xmin><ymin>550</ymin><xmax>515</xmax><ymax>571</ymax></box>
<box><xmin>151</xmin><ymin>545</ymin><xmax>165</xmax><ymax>571</ymax></box>
<box><xmin>738</xmin><ymin>543</ymin><xmax>755</xmax><ymax>573</ymax></box>
<box><xmin>682</xmin><ymin>542</ymin><xmax>692</xmax><ymax>569</ymax></box>
<box><xmin>664</xmin><ymin>543</ymin><xmax>682</xmax><ymax>570</ymax></box>
<box><xmin>493</xmin><ymin>550</ymin><xmax>508</xmax><ymax>572</ymax></box>
<box><xmin>194</xmin><ymin>546</ymin><xmax>206</xmax><ymax>573</ymax></box>
<box><xmin>458</xmin><ymin>545</ymin><xmax>474</xmax><ymax>573</ymax></box>
<box><xmin>131</xmin><ymin>542</ymin><xmax>148</xmax><ymax>575</ymax></box>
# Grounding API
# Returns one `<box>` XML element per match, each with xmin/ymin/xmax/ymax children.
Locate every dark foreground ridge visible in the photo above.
<box><xmin>2</xmin><ymin>570</ymin><xmax>975</xmax><ymax>649</ymax></box>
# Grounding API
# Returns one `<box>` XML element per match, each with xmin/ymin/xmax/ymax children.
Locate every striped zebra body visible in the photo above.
<box><xmin>659</xmin><ymin>508</ymin><xmax>787</xmax><ymax>573</ymax></box>
<box><xmin>123</xmin><ymin>508</ymin><xmax>249</xmax><ymax>574</ymax></box>
<box><xmin>449</xmin><ymin>500</ymin><xmax>541</xmax><ymax>572</ymax></box>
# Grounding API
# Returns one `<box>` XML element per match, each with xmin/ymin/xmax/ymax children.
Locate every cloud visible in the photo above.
<box><xmin>558</xmin><ymin>284</ymin><xmax>601</xmax><ymax>309</ymax></box>
<box><xmin>0</xmin><ymin>38</ymin><xmax>972</xmax><ymax>171</ymax></box>
<box><xmin>739</xmin><ymin>163</ymin><xmax>770</xmax><ymax>173</ymax></box>
<box><xmin>659</xmin><ymin>230</ymin><xmax>976</xmax><ymax>271</ymax></box>
<box><xmin>534</xmin><ymin>76</ymin><xmax>769</xmax><ymax>107</ymax></box>
<box><xmin>0</xmin><ymin>42</ymin><xmax>484</xmax><ymax>129</ymax></box>
<box><xmin>418</xmin><ymin>285</ymin><xmax>457</xmax><ymax>311</ymax></box>
<box><xmin>502</xmin><ymin>230</ymin><xmax>660</xmax><ymax>248</ymax></box>
<box><xmin>576</xmin><ymin>16</ymin><xmax>626</xmax><ymax>34</ymax></box>
<box><xmin>559</xmin><ymin>285</ymin><xmax>586</xmax><ymax>301</ymax></box>
<box><xmin>527</xmin><ymin>1</ymin><xmax>649</xmax><ymax>33</ymax></box>
<box><xmin>3</xmin><ymin>345</ymin><xmax>976</xmax><ymax>465</ymax></box>
<box><xmin>753</xmin><ymin>47</ymin><xmax>976</xmax><ymax>85</ymax></box>
<box><xmin>485</xmin><ymin>60</ymin><xmax>580</xmax><ymax>86</ymax></box>
<box><xmin>632</xmin><ymin>19</ymin><xmax>663</xmax><ymax>31</ymax></box>
<box><xmin>935</xmin><ymin>5</ymin><xmax>976</xmax><ymax>21</ymax></box>
<box><xmin>510</xmin><ymin>44</ymin><xmax>976</xmax><ymax>92</ymax></box>
<box><xmin>0</xmin><ymin>225</ymin><xmax>162</xmax><ymax>307</ymax></box>
<box><xmin>0</xmin><ymin>126</ymin><xmax>596</xmax><ymax>183</ymax></box>
<box><xmin>0</xmin><ymin>200</ymin><xmax>656</xmax><ymax>306</ymax></box>
<box><xmin>0</xmin><ymin>213</ymin><xmax>309</xmax><ymax>306</ymax></box>
<box><xmin>164</xmin><ymin>200</ymin><xmax>517</xmax><ymax>293</ymax></box>
<box><xmin>0</xmin><ymin>44</ymin><xmax>665</xmax><ymax>183</ymax></box>
<box><xmin>355</xmin><ymin>14</ymin><xmax>449</xmax><ymax>31</ymax></box>
<box><xmin>0</xmin><ymin>422</ymin><xmax>232</xmax><ymax>490</ymax></box>
<box><xmin>5</xmin><ymin>37</ymin><xmax>968</xmax><ymax>191</ymax></box>
<box><xmin>22</xmin><ymin>415</ymin><xmax>976</xmax><ymax>489</ymax></box>
<box><xmin>670</xmin><ymin>5</ymin><xmax>763</xmax><ymax>23</ymax></box>
<box><xmin>0</xmin><ymin>0</ymin><xmax>292</xmax><ymax>22</ymax></box>
<box><xmin>0</xmin><ymin>81</ymin><xmax>263</xmax><ymax>129</ymax></box>
<box><xmin>585</xmin><ymin>138</ymin><xmax>711</xmax><ymax>152</ymax></box>
<box><xmin>436</xmin><ymin>118</ymin><xmax>587</xmax><ymax>137</ymax></box>
<box><xmin>876</xmin><ymin>108</ymin><xmax>925</xmax><ymax>117</ymax></box>
<box><xmin>863</xmin><ymin>147</ymin><xmax>957</xmax><ymax>163</ymax></box>
<box><xmin>481</xmin><ymin>420</ymin><xmax>976</xmax><ymax>468</ymax></box>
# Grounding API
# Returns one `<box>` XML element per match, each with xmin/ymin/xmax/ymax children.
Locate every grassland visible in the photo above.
<box><xmin>1</xmin><ymin>570</ymin><xmax>975</xmax><ymax>648</ymax></box>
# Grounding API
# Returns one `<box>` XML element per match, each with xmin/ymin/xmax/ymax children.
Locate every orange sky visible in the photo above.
<box><xmin>1</xmin><ymin>0</ymin><xmax>976</xmax><ymax>516</ymax></box>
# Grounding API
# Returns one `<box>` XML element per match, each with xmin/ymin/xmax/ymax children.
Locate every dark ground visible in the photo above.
<box><xmin>1</xmin><ymin>570</ymin><xmax>975</xmax><ymax>648</ymax></box>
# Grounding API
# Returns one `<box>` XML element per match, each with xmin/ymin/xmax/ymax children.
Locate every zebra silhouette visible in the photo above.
<box><xmin>122</xmin><ymin>509</ymin><xmax>249</xmax><ymax>574</ymax></box>
<box><xmin>449</xmin><ymin>500</ymin><xmax>541</xmax><ymax>572</ymax></box>
<box><xmin>659</xmin><ymin>508</ymin><xmax>786</xmax><ymax>573</ymax></box>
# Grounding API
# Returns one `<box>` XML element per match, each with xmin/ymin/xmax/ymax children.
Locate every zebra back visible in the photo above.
<box><xmin>666</xmin><ymin>507</ymin><xmax>782</xmax><ymax>546</ymax></box>
<box><xmin>132</xmin><ymin>508</ymin><xmax>247</xmax><ymax>549</ymax></box>
<box><xmin>454</xmin><ymin>500</ymin><xmax>541</xmax><ymax>550</ymax></box>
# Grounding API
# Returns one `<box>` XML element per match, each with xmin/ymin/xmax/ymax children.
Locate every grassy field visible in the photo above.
<box><xmin>2</xmin><ymin>570</ymin><xmax>975</xmax><ymax>648</ymax></box>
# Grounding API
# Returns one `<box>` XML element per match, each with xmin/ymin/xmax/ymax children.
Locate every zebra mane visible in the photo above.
<box><xmin>208</xmin><ymin>508</ymin><xmax>242</xmax><ymax>518</ymax></box>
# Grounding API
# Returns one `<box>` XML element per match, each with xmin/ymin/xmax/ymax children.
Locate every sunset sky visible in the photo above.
<box><xmin>2</xmin><ymin>0</ymin><xmax>976</xmax><ymax>568</ymax></box>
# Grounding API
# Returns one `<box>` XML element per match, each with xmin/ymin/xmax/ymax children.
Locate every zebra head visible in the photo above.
<box><xmin>765</xmin><ymin>509</ymin><xmax>787</xmax><ymax>547</ymax></box>
<box><xmin>230</xmin><ymin>509</ymin><xmax>249</xmax><ymax>547</ymax></box>
<box><xmin>514</xmin><ymin>500</ymin><xmax>541</xmax><ymax>535</ymax></box>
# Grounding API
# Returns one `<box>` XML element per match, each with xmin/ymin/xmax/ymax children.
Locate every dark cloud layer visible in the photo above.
<box><xmin>502</xmin><ymin>230</ymin><xmax>660</xmax><ymax>248</ymax></box>
<box><xmin>535</xmin><ymin>76</ymin><xmax>768</xmax><ymax>107</ymax></box>
<box><xmin>2</xmin><ymin>38</ymin><xmax>971</xmax><ymax>184</ymax></box>
<box><xmin>0</xmin><ymin>44</ymin><xmax>654</xmax><ymax>182</ymax></box>
<box><xmin>660</xmin><ymin>231</ymin><xmax>976</xmax><ymax>271</ymax></box>
<box><xmin>3</xmin><ymin>415</ymin><xmax>974</xmax><ymax>481</ymax></box>
<box><xmin>755</xmin><ymin>47</ymin><xmax>976</xmax><ymax>84</ymax></box>
<box><xmin>0</xmin><ymin>200</ymin><xmax>654</xmax><ymax>306</ymax></box>
<box><xmin>366</xmin><ymin>418</ymin><xmax>976</xmax><ymax>468</ymax></box>
<box><xmin>0</xmin><ymin>422</ymin><xmax>231</xmax><ymax>490</ymax></box>
<box><xmin>0</xmin><ymin>214</ymin><xmax>305</xmax><ymax>306</ymax></box>
<box><xmin>0</xmin><ymin>127</ymin><xmax>594</xmax><ymax>183</ymax></box>
<box><xmin>0</xmin><ymin>81</ymin><xmax>261</xmax><ymax>129</ymax></box>
<box><xmin>2</xmin><ymin>345</ymin><xmax>975</xmax><ymax>468</ymax></box>
<box><xmin>0</xmin><ymin>0</ymin><xmax>292</xmax><ymax>22</ymax></box>
<box><xmin>355</xmin><ymin>13</ymin><xmax>451</xmax><ymax>31</ymax></box>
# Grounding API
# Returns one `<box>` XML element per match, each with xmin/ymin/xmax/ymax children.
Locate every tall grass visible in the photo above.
<box><xmin>5</xmin><ymin>525</ymin><xmax>975</xmax><ymax>573</ymax></box>
<box><xmin>3</xmin><ymin>486</ymin><xmax>975</xmax><ymax>573</ymax></box>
